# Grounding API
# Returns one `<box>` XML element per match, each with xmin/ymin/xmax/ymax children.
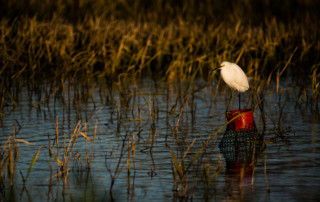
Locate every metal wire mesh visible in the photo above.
<box><xmin>219</xmin><ymin>126</ymin><xmax>265</xmax><ymax>166</ymax></box>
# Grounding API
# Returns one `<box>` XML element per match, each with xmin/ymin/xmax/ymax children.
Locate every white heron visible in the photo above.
<box><xmin>214</xmin><ymin>61</ymin><xmax>249</xmax><ymax>110</ymax></box>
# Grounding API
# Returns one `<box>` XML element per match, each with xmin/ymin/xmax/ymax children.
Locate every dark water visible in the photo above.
<box><xmin>1</xmin><ymin>79</ymin><xmax>319</xmax><ymax>201</ymax></box>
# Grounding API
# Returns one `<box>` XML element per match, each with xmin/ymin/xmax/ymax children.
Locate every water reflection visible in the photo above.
<box><xmin>219</xmin><ymin>127</ymin><xmax>266</xmax><ymax>201</ymax></box>
<box><xmin>0</xmin><ymin>79</ymin><xmax>320</xmax><ymax>201</ymax></box>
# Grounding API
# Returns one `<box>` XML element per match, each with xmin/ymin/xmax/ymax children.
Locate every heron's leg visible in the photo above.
<box><xmin>238</xmin><ymin>92</ymin><xmax>241</xmax><ymax>111</ymax></box>
<box><xmin>226</xmin><ymin>90</ymin><xmax>233</xmax><ymax>112</ymax></box>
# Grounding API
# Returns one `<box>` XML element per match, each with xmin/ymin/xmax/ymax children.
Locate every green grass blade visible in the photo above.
<box><xmin>169</xmin><ymin>148</ymin><xmax>183</xmax><ymax>178</ymax></box>
<box><xmin>24</xmin><ymin>146</ymin><xmax>42</xmax><ymax>185</ymax></box>
<box><xmin>6</xmin><ymin>90</ymin><xmax>17</xmax><ymax>107</ymax></box>
<box><xmin>51</xmin><ymin>153</ymin><xmax>64</xmax><ymax>167</ymax></box>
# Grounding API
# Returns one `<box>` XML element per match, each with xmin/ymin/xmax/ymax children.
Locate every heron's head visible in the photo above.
<box><xmin>220</xmin><ymin>61</ymin><xmax>230</xmax><ymax>68</ymax></box>
<box><xmin>212</xmin><ymin>61</ymin><xmax>229</xmax><ymax>72</ymax></box>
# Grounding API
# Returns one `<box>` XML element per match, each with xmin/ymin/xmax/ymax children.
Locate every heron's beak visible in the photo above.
<box><xmin>211</xmin><ymin>65</ymin><xmax>222</xmax><ymax>72</ymax></box>
<box><xmin>212</xmin><ymin>66</ymin><xmax>220</xmax><ymax>71</ymax></box>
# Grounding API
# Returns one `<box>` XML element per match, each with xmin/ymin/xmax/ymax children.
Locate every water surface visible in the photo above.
<box><xmin>1</xmin><ymin>79</ymin><xmax>319</xmax><ymax>201</ymax></box>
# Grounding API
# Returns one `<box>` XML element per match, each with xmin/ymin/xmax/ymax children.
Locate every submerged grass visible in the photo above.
<box><xmin>0</xmin><ymin>76</ymin><xmax>298</xmax><ymax>200</ymax></box>
<box><xmin>0</xmin><ymin>121</ymin><xmax>41</xmax><ymax>188</ymax></box>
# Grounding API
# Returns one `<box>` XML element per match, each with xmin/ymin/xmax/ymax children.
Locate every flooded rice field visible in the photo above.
<box><xmin>1</xmin><ymin>79</ymin><xmax>320</xmax><ymax>201</ymax></box>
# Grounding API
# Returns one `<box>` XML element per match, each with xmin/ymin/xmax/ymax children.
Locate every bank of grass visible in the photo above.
<box><xmin>0</xmin><ymin>0</ymin><xmax>319</xmax><ymax>112</ymax></box>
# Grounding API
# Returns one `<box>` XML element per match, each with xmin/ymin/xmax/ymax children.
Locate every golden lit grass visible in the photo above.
<box><xmin>0</xmin><ymin>1</ymin><xmax>318</xmax><ymax>198</ymax></box>
<box><xmin>0</xmin><ymin>17</ymin><xmax>317</xmax><ymax>79</ymax></box>
<box><xmin>0</xmin><ymin>1</ymin><xmax>319</xmax><ymax>112</ymax></box>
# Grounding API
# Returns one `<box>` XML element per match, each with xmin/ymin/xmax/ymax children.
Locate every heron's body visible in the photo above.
<box><xmin>217</xmin><ymin>61</ymin><xmax>249</xmax><ymax>110</ymax></box>
<box><xmin>220</xmin><ymin>61</ymin><xmax>249</xmax><ymax>92</ymax></box>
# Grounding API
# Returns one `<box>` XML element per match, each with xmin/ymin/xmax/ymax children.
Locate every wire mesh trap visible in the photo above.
<box><xmin>219</xmin><ymin>127</ymin><xmax>265</xmax><ymax>173</ymax></box>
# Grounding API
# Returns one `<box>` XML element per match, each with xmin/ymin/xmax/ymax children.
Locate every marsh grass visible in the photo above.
<box><xmin>46</xmin><ymin>118</ymin><xmax>96</xmax><ymax>189</ymax></box>
<box><xmin>0</xmin><ymin>0</ymin><xmax>319</xmax><ymax>114</ymax></box>
<box><xmin>0</xmin><ymin>121</ymin><xmax>42</xmax><ymax>188</ymax></box>
<box><xmin>0</xmin><ymin>76</ymin><xmax>298</xmax><ymax>200</ymax></box>
<box><xmin>0</xmin><ymin>0</ymin><xmax>319</xmax><ymax>200</ymax></box>
<box><xmin>169</xmin><ymin>112</ymin><xmax>243</xmax><ymax>194</ymax></box>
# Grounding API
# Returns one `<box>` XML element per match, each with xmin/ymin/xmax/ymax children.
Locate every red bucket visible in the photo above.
<box><xmin>226</xmin><ymin>109</ymin><xmax>255</xmax><ymax>130</ymax></box>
